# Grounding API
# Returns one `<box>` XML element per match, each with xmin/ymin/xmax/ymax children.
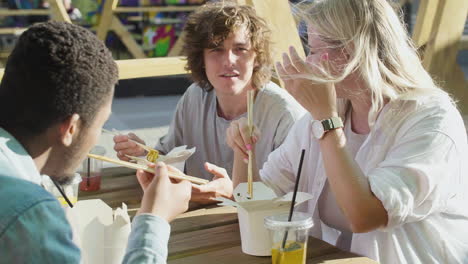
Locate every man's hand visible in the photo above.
<box><xmin>136</xmin><ymin>162</ymin><xmax>191</xmax><ymax>222</ymax></box>
<box><xmin>191</xmin><ymin>162</ymin><xmax>233</xmax><ymax>204</ymax></box>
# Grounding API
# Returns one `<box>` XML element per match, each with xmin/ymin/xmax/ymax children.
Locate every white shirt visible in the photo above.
<box><xmin>0</xmin><ymin>128</ymin><xmax>42</xmax><ymax>185</ymax></box>
<box><xmin>260</xmin><ymin>95</ymin><xmax>468</xmax><ymax>263</ymax></box>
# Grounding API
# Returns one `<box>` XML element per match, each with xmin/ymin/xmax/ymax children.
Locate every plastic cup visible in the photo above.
<box><xmin>42</xmin><ymin>173</ymin><xmax>82</xmax><ymax>207</ymax></box>
<box><xmin>79</xmin><ymin>145</ymin><xmax>106</xmax><ymax>192</ymax></box>
<box><xmin>264</xmin><ymin>212</ymin><xmax>313</xmax><ymax>264</ymax></box>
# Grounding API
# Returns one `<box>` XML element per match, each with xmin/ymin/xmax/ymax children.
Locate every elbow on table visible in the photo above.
<box><xmin>348</xmin><ymin>210</ymin><xmax>388</xmax><ymax>234</ymax></box>
<box><xmin>349</xmin><ymin>220</ymin><xmax>377</xmax><ymax>233</ymax></box>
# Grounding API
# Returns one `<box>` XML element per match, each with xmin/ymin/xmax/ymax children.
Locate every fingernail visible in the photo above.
<box><xmin>246</xmin><ymin>144</ymin><xmax>252</xmax><ymax>151</ymax></box>
<box><xmin>243</xmin><ymin>158</ymin><xmax>248</xmax><ymax>164</ymax></box>
<box><xmin>321</xmin><ymin>53</ymin><xmax>329</xmax><ymax>61</ymax></box>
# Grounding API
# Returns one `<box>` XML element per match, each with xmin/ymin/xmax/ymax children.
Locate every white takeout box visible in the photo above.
<box><xmin>134</xmin><ymin>145</ymin><xmax>195</xmax><ymax>172</ymax></box>
<box><xmin>216</xmin><ymin>182</ymin><xmax>313</xmax><ymax>256</ymax></box>
<box><xmin>67</xmin><ymin>199</ymin><xmax>131</xmax><ymax>264</ymax></box>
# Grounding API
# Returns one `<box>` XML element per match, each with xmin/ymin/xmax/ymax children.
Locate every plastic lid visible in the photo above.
<box><xmin>264</xmin><ymin>212</ymin><xmax>313</xmax><ymax>231</ymax></box>
<box><xmin>71</xmin><ymin>172</ymin><xmax>82</xmax><ymax>185</ymax></box>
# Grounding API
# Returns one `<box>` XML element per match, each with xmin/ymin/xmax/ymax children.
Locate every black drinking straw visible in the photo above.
<box><xmin>281</xmin><ymin>149</ymin><xmax>306</xmax><ymax>250</ymax></box>
<box><xmin>86</xmin><ymin>158</ymin><xmax>90</xmax><ymax>187</ymax></box>
<box><xmin>52</xmin><ymin>180</ymin><xmax>74</xmax><ymax>208</ymax></box>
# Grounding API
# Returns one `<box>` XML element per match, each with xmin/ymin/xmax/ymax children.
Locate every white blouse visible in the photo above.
<box><xmin>260</xmin><ymin>95</ymin><xmax>468</xmax><ymax>263</ymax></box>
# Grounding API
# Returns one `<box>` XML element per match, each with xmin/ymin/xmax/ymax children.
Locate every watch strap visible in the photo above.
<box><xmin>321</xmin><ymin>116</ymin><xmax>344</xmax><ymax>131</ymax></box>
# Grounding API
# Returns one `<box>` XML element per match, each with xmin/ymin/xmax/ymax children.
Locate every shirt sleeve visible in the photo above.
<box><xmin>368</xmin><ymin>126</ymin><xmax>462</xmax><ymax>231</ymax></box>
<box><xmin>123</xmin><ymin>214</ymin><xmax>171</xmax><ymax>264</ymax></box>
<box><xmin>260</xmin><ymin>117</ymin><xmax>307</xmax><ymax>196</ymax></box>
<box><xmin>0</xmin><ymin>200</ymin><xmax>81</xmax><ymax>263</ymax></box>
<box><xmin>272</xmin><ymin>111</ymin><xmax>301</xmax><ymax>150</ymax></box>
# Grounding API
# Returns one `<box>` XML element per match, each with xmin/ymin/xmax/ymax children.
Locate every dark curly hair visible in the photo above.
<box><xmin>0</xmin><ymin>21</ymin><xmax>118</xmax><ymax>137</ymax></box>
<box><xmin>183</xmin><ymin>2</ymin><xmax>273</xmax><ymax>91</ymax></box>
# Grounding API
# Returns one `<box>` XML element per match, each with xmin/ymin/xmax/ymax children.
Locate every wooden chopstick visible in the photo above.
<box><xmin>247</xmin><ymin>90</ymin><xmax>254</xmax><ymax>199</ymax></box>
<box><xmin>125</xmin><ymin>154</ymin><xmax>149</xmax><ymax>164</ymax></box>
<box><xmin>87</xmin><ymin>153</ymin><xmax>208</xmax><ymax>185</ymax></box>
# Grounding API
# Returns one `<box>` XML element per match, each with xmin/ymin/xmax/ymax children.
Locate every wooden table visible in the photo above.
<box><xmin>79</xmin><ymin>167</ymin><xmax>377</xmax><ymax>264</ymax></box>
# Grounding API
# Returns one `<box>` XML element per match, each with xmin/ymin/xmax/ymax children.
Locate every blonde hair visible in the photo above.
<box><xmin>294</xmin><ymin>0</ymin><xmax>449</xmax><ymax>124</ymax></box>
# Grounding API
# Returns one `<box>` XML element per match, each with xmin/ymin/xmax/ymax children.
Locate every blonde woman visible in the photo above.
<box><xmin>227</xmin><ymin>0</ymin><xmax>468</xmax><ymax>262</ymax></box>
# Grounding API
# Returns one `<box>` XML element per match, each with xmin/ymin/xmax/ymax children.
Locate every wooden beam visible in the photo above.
<box><xmin>236</xmin><ymin>0</ymin><xmax>252</xmax><ymax>5</ymax></box>
<box><xmin>245</xmin><ymin>0</ymin><xmax>304</xmax><ymax>88</ymax></box>
<box><xmin>247</xmin><ymin>0</ymin><xmax>304</xmax><ymax>61</ymax></box>
<box><xmin>412</xmin><ymin>0</ymin><xmax>440</xmax><ymax>48</ymax></box>
<box><xmin>96</xmin><ymin>0</ymin><xmax>146</xmax><ymax>59</ymax></box>
<box><xmin>0</xmin><ymin>9</ymin><xmax>50</xmax><ymax>16</ymax></box>
<box><xmin>96</xmin><ymin>0</ymin><xmax>119</xmax><ymax>40</ymax></box>
<box><xmin>114</xmin><ymin>6</ymin><xmax>200</xmax><ymax>13</ymax></box>
<box><xmin>418</xmin><ymin>0</ymin><xmax>468</xmax><ymax>114</ymax></box>
<box><xmin>422</xmin><ymin>0</ymin><xmax>467</xmax><ymax>77</ymax></box>
<box><xmin>110</xmin><ymin>16</ymin><xmax>146</xmax><ymax>59</ymax></box>
<box><xmin>446</xmin><ymin>65</ymin><xmax>468</xmax><ymax>114</ymax></box>
<box><xmin>0</xmin><ymin>27</ymin><xmax>26</xmax><ymax>35</ymax></box>
<box><xmin>168</xmin><ymin>31</ymin><xmax>186</xmax><ymax>57</ymax></box>
<box><xmin>460</xmin><ymin>35</ymin><xmax>468</xmax><ymax>51</ymax></box>
<box><xmin>116</xmin><ymin>57</ymin><xmax>188</xmax><ymax>79</ymax></box>
<box><xmin>0</xmin><ymin>57</ymin><xmax>188</xmax><ymax>81</ymax></box>
<box><xmin>48</xmin><ymin>0</ymin><xmax>71</xmax><ymax>23</ymax></box>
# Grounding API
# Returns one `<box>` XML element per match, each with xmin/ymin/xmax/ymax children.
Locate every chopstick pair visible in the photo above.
<box><xmin>247</xmin><ymin>90</ymin><xmax>255</xmax><ymax>199</ymax></box>
<box><xmin>87</xmin><ymin>153</ymin><xmax>208</xmax><ymax>185</ymax></box>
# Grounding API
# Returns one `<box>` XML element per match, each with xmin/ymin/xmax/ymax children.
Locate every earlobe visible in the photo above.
<box><xmin>61</xmin><ymin>114</ymin><xmax>80</xmax><ymax>146</ymax></box>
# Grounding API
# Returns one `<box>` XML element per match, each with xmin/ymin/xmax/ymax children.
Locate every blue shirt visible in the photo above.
<box><xmin>0</xmin><ymin>128</ymin><xmax>170</xmax><ymax>263</ymax></box>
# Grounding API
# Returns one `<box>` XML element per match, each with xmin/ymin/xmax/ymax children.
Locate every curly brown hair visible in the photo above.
<box><xmin>183</xmin><ymin>2</ymin><xmax>273</xmax><ymax>91</ymax></box>
<box><xmin>0</xmin><ymin>21</ymin><xmax>118</xmax><ymax>137</ymax></box>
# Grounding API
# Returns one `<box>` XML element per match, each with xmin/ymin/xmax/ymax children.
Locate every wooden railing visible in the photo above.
<box><xmin>412</xmin><ymin>0</ymin><xmax>468</xmax><ymax>114</ymax></box>
<box><xmin>0</xmin><ymin>0</ymin><xmax>71</xmax><ymax>23</ymax></box>
<box><xmin>0</xmin><ymin>56</ymin><xmax>188</xmax><ymax>81</ymax></box>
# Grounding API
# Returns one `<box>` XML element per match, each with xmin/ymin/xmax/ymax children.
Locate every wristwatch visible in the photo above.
<box><xmin>311</xmin><ymin>116</ymin><xmax>344</xmax><ymax>139</ymax></box>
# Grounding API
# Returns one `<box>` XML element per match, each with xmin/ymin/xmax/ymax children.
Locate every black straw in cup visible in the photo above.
<box><xmin>86</xmin><ymin>158</ymin><xmax>90</xmax><ymax>187</ymax></box>
<box><xmin>281</xmin><ymin>149</ymin><xmax>306</xmax><ymax>250</ymax></box>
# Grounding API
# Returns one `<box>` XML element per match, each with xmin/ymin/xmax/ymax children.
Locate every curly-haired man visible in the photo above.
<box><xmin>113</xmin><ymin>2</ymin><xmax>306</xmax><ymax>204</ymax></box>
<box><xmin>0</xmin><ymin>21</ymin><xmax>191</xmax><ymax>263</ymax></box>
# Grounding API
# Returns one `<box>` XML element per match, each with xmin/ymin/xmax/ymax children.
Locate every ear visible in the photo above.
<box><xmin>253</xmin><ymin>59</ymin><xmax>260</xmax><ymax>71</ymax></box>
<box><xmin>59</xmin><ymin>114</ymin><xmax>81</xmax><ymax>147</ymax></box>
<box><xmin>341</xmin><ymin>47</ymin><xmax>351</xmax><ymax>61</ymax></box>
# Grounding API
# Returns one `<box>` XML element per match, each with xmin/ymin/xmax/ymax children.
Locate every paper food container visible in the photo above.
<box><xmin>68</xmin><ymin>199</ymin><xmax>131</xmax><ymax>264</ymax></box>
<box><xmin>130</xmin><ymin>145</ymin><xmax>195</xmax><ymax>172</ymax></box>
<box><xmin>216</xmin><ymin>182</ymin><xmax>313</xmax><ymax>256</ymax></box>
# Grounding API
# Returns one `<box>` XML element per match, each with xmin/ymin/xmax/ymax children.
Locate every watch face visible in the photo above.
<box><xmin>311</xmin><ymin>120</ymin><xmax>325</xmax><ymax>139</ymax></box>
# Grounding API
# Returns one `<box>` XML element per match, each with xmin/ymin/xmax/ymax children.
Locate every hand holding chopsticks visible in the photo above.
<box><xmin>136</xmin><ymin>161</ymin><xmax>193</xmax><ymax>222</ymax></box>
<box><xmin>105</xmin><ymin>128</ymin><xmax>162</xmax><ymax>163</ymax></box>
<box><xmin>87</xmin><ymin>153</ymin><xmax>208</xmax><ymax>185</ymax></box>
